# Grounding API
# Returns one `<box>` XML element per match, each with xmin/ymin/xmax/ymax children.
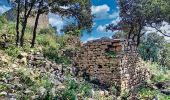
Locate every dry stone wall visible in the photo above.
<box><xmin>73</xmin><ymin>38</ymin><xmax>150</xmax><ymax>94</ymax></box>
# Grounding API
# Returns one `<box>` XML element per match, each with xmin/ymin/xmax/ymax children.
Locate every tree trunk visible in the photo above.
<box><xmin>137</xmin><ymin>24</ymin><xmax>142</xmax><ymax>46</ymax></box>
<box><xmin>31</xmin><ymin>0</ymin><xmax>43</xmax><ymax>48</ymax></box>
<box><xmin>31</xmin><ymin>12</ymin><xmax>41</xmax><ymax>48</ymax></box>
<box><xmin>20</xmin><ymin>21</ymin><xmax>27</xmax><ymax>46</ymax></box>
<box><xmin>20</xmin><ymin>0</ymin><xmax>34</xmax><ymax>46</ymax></box>
<box><xmin>16</xmin><ymin>0</ymin><xmax>20</xmax><ymax>46</ymax></box>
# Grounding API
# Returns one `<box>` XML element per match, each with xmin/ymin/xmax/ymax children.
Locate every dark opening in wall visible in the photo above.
<box><xmin>98</xmin><ymin>65</ymin><xmax>102</xmax><ymax>69</ymax></box>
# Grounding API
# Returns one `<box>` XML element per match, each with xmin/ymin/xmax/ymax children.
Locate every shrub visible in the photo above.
<box><xmin>146</xmin><ymin>62</ymin><xmax>170</xmax><ymax>83</ymax></box>
<box><xmin>111</xmin><ymin>85</ymin><xmax>118</xmax><ymax>95</ymax></box>
<box><xmin>37</xmin><ymin>34</ymin><xmax>58</xmax><ymax>48</ymax></box>
<box><xmin>56</xmin><ymin>35</ymin><xmax>69</xmax><ymax>48</ymax></box>
<box><xmin>6</xmin><ymin>22</ymin><xmax>16</xmax><ymax>35</ymax></box>
<box><xmin>43</xmin><ymin>46</ymin><xmax>71</xmax><ymax>65</ymax></box>
<box><xmin>60</xmin><ymin>79</ymin><xmax>92</xmax><ymax>99</ymax></box>
<box><xmin>62</xmin><ymin>89</ymin><xmax>77</xmax><ymax>100</ymax></box>
<box><xmin>39</xmin><ymin>27</ymin><xmax>55</xmax><ymax>35</ymax></box>
<box><xmin>4</xmin><ymin>45</ymin><xmax>20</xmax><ymax>57</ymax></box>
<box><xmin>105</xmin><ymin>51</ymin><xmax>116</xmax><ymax>58</ymax></box>
<box><xmin>137</xmin><ymin>87</ymin><xmax>158</xmax><ymax>99</ymax></box>
<box><xmin>121</xmin><ymin>90</ymin><xmax>129</xmax><ymax>100</ymax></box>
<box><xmin>78</xmin><ymin>82</ymin><xmax>92</xmax><ymax>97</ymax></box>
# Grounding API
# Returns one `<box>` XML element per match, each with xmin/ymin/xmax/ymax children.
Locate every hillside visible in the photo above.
<box><xmin>0</xmin><ymin>0</ymin><xmax>170</xmax><ymax>99</ymax></box>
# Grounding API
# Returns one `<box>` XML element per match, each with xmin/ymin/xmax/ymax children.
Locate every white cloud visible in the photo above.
<box><xmin>91</xmin><ymin>4</ymin><xmax>110</xmax><ymax>20</ymax></box>
<box><xmin>0</xmin><ymin>5</ymin><xmax>10</xmax><ymax>15</ymax></box>
<box><xmin>91</xmin><ymin>4</ymin><xmax>120</xmax><ymax>20</ymax></box>
<box><xmin>48</xmin><ymin>13</ymin><xmax>64</xmax><ymax>34</ymax></box>
<box><xmin>91</xmin><ymin>4</ymin><xmax>110</xmax><ymax>14</ymax></box>
<box><xmin>109</xmin><ymin>12</ymin><xmax>119</xmax><ymax>19</ymax></box>
<box><xmin>144</xmin><ymin>21</ymin><xmax>170</xmax><ymax>41</ymax></box>
<box><xmin>111</xmin><ymin>16</ymin><xmax>121</xmax><ymax>25</ymax></box>
<box><xmin>84</xmin><ymin>37</ymin><xmax>99</xmax><ymax>43</ymax></box>
<box><xmin>96</xmin><ymin>25</ymin><xmax>113</xmax><ymax>34</ymax></box>
<box><xmin>97</xmin><ymin>25</ymin><xmax>106</xmax><ymax>32</ymax></box>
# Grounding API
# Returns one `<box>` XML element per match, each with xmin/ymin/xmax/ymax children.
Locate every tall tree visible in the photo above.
<box><xmin>15</xmin><ymin>0</ymin><xmax>20</xmax><ymax>46</ymax></box>
<box><xmin>31</xmin><ymin>0</ymin><xmax>43</xmax><ymax>48</ymax></box>
<box><xmin>20</xmin><ymin>0</ymin><xmax>36</xmax><ymax>46</ymax></box>
<box><xmin>31</xmin><ymin>0</ymin><xmax>93</xmax><ymax>47</ymax></box>
<box><xmin>9</xmin><ymin>0</ymin><xmax>37</xmax><ymax>46</ymax></box>
<box><xmin>106</xmin><ymin>0</ymin><xmax>170</xmax><ymax>46</ymax></box>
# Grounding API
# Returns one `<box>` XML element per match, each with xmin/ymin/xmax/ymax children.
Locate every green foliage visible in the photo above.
<box><xmin>137</xmin><ymin>87</ymin><xmax>158</xmax><ymax>99</ymax></box>
<box><xmin>36</xmin><ymin>34</ymin><xmax>59</xmax><ymax>48</ymax></box>
<box><xmin>121</xmin><ymin>90</ymin><xmax>129</xmax><ymax>100</ymax></box>
<box><xmin>136</xmin><ymin>86</ymin><xmax>170</xmax><ymax>100</ymax></box>
<box><xmin>43</xmin><ymin>47</ymin><xmax>71</xmax><ymax>65</ymax></box>
<box><xmin>39</xmin><ymin>27</ymin><xmax>56</xmax><ymax>35</ymax></box>
<box><xmin>56</xmin><ymin>35</ymin><xmax>69</xmax><ymax>48</ymax></box>
<box><xmin>4</xmin><ymin>45</ymin><xmax>20</xmax><ymax>57</ymax></box>
<box><xmin>139</xmin><ymin>33</ymin><xmax>165</xmax><ymax>62</ymax></box>
<box><xmin>111</xmin><ymin>85</ymin><xmax>118</xmax><ymax>95</ymax></box>
<box><xmin>159</xmin><ymin>43</ymin><xmax>170</xmax><ymax>69</ymax></box>
<box><xmin>139</xmin><ymin>33</ymin><xmax>170</xmax><ymax>69</ymax></box>
<box><xmin>61</xmin><ymin>79</ymin><xmax>92</xmax><ymax>99</ymax></box>
<box><xmin>78</xmin><ymin>81</ymin><xmax>92</xmax><ymax>97</ymax></box>
<box><xmin>17</xmin><ymin>71</ymin><xmax>35</xmax><ymax>86</ymax></box>
<box><xmin>62</xmin><ymin>89</ymin><xmax>77</xmax><ymax>100</ymax></box>
<box><xmin>6</xmin><ymin>22</ymin><xmax>16</xmax><ymax>35</ymax></box>
<box><xmin>62</xmin><ymin>23</ymin><xmax>82</xmax><ymax>37</ymax></box>
<box><xmin>66</xmin><ymin>79</ymin><xmax>79</xmax><ymax>90</ymax></box>
<box><xmin>0</xmin><ymin>67</ymin><xmax>54</xmax><ymax>99</ymax></box>
<box><xmin>0</xmin><ymin>16</ymin><xmax>7</xmax><ymax>30</ymax></box>
<box><xmin>105</xmin><ymin>51</ymin><xmax>116</xmax><ymax>58</ymax></box>
<box><xmin>146</xmin><ymin>62</ymin><xmax>170</xmax><ymax>83</ymax></box>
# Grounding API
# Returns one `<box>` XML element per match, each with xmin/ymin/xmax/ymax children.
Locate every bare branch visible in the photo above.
<box><xmin>150</xmin><ymin>25</ymin><xmax>170</xmax><ymax>37</ymax></box>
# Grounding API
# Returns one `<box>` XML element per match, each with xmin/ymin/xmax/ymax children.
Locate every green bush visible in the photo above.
<box><xmin>66</xmin><ymin>79</ymin><xmax>78</xmax><ymax>90</ymax></box>
<box><xmin>137</xmin><ymin>87</ymin><xmax>158</xmax><ymax>99</ymax></box>
<box><xmin>62</xmin><ymin>89</ymin><xmax>77</xmax><ymax>100</ymax></box>
<box><xmin>37</xmin><ymin>34</ymin><xmax>58</xmax><ymax>48</ymax></box>
<box><xmin>39</xmin><ymin>27</ymin><xmax>55</xmax><ymax>35</ymax></box>
<box><xmin>0</xmin><ymin>16</ymin><xmax>7</xmax><ymax>30</ymax></box>
<box><xmin>4</xmin><ymin>45</ymin><xmax>20</xmax><ymax>57</ymax></box>
<box><xmin>60</xmin><ymin>79</ymin><xmax>92</xmax><ymax>99</ymax></box>
<box><xmin>146</xmin><ymin>62</ymin><xmax>170</xmax><ymax>83</ymax></box>
<box><xmin>111</xmin><ymin>85</ymin><xmax>118</xmax><ymax>95</ymax></box>
<box><xmin>105</xmin><ymin>51</ymin><xmax>116</xmax><ymax>58</ymax></box>
<box><xmin>43</xmin><ymin>46</ymin><xmax>71</xmax><ymax>65</ymax></box>
<box><xmin>7</xmin><ymin>22</ymin><xmax>16</xmax><ymax>34</ymax></box>
<box><xmin>56</xmin><ymin>35</ymin><xmax>69</xmax><ymax>48</ymax></box>
<box><xmin>121</xmin><ymin>90</ymin><xmax>129</xmax><ymax>100</ymax></box>
<box><xmin>78</xmin><ymin>82</ymin><xmax>92</xmax><ymax>97</ymax></box>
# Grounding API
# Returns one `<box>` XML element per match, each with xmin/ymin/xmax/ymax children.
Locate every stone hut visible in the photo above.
<box><xmin>73</xmin><ymin>38</ymin><xmax>150</xmax><ymax>94</ymax></box>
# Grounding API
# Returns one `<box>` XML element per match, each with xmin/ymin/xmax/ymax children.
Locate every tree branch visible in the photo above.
<box><xmin>150</xmin><ymin>25</ymin><xmax>170</xmax><ymax>37</ymax></box>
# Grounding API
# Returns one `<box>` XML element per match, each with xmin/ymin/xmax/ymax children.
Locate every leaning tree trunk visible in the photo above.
<box><xmin>16</xmin><ymin>0</ymin><xmax>20</xmax><ymax>46</ymax></box>
<box><xmin>31</xmin><ymin>12</ymin><xmax>41</xmax><ymax>48</ymax></box>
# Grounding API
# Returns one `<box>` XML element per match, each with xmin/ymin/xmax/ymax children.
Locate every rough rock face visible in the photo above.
<box><xmin>4</xmin><ymin>8</ymin><xmax>49</xmax><ymax>30</ymax></box>
<box><xmin>73</xmin><ymin>38</ymin><xmax>150</xmax><ymax>94</ymax></box>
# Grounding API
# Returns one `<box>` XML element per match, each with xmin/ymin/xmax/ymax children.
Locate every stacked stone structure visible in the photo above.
<box><xmin>73</xmin><ymin>38</ymin><xmax>150</xmax><ymax>94</ymax></box>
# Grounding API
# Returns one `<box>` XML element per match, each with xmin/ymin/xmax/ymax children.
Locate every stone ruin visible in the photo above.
<box><xmin>73</xmin><ymin>38</ymin><xmax>150</xmax><ymax>94</ymax></box>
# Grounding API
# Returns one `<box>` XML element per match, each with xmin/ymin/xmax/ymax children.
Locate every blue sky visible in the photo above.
<box><xmin>0</xmin><ymin>0</ymin><xmax>10</xmax><ymax>14</ymax></box>
<box><xmin>0</xmin><ymin>0</ymin><xmax>169</xmax><ymax>42</ymax></box>
<box><xmin>0</xmin><ymin>0</ymin><xmax>119</xmax><ymax>42</ymax></box>
<box><xmin>81</xmin><ymin>0</ymin><xmax>119</xmax><ymax>42</ymax></box>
